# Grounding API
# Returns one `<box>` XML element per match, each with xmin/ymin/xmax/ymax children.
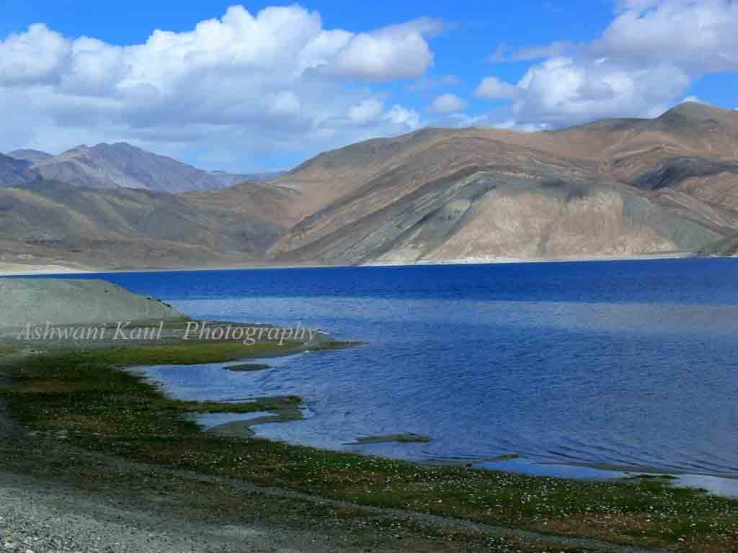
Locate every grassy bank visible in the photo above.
<box><xmin>1</xmin><ymin>344</ymin><xmax>737</xmax><ymax>551</ymax></box>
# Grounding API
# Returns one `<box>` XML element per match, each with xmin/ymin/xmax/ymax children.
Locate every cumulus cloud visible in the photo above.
<box><xmin>596</xmin><ymin>0</ymin><xmax>738</xmax><ymax>72</ymax></box>
<box><xmin>682</xmin><ymin>95</ymin><xmax>707</xmax><ymax>105</ymax></box>
<box><xmin>0</xmin><ymin>24</ymin><xmax>70</xmax><ymax>86</ymax></box>
<box><xmin>429</xmin><ymin>93</ymin><xmax>467</xmax><ymax>113</ymax></box>
<box><xmin>0</xmin><ymin>5</ymin><xmax>437</xmax><ymax>169</ymax></box>
<box><xmin>348</xmin><ymin>99</ymin><xmax>385</xmax><ymax>124</ymax></box>
<box><xmin>512</xmin><ymin>57</ymin><xmax>690</xmax><ymax>125</ymax></box>
<box><xmin>474</xmin><ymin>0</ymin><xmax>735</xmax><ymax>128</ymax></box>
<box><xmin>474</xmin><ymin>77</ymin><xmax>518</xmax><ymax>100</ymax></box>
<box><xmin>384</xmin><ymin>105</ymin><xmax>421</xmax><ymax>128</ymax></box>
<box><xmin>328</xmin><ymin>18</ymin><xmax>443</xmax><ymax>81</ymax></box>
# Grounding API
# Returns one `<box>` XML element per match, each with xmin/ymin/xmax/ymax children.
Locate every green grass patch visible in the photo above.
<box><xmin>78</xmin><ymin>341</ymin><xmax>304</xmax><ymax>366</ymax></box>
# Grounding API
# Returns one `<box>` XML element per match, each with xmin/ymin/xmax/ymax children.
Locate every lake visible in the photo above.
<box><xmin>51</xmin><ymin>258</ymin><xmax>738</xmax><ymax>484</ymax></box>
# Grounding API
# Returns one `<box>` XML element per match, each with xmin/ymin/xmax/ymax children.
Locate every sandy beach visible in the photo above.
<box><xmin>0</xmin><ymin>262</ymin><xmax>89</xmax><ymax>277</ymax></box>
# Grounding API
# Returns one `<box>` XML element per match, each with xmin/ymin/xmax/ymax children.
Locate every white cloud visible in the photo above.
<box><xmin>328</xmin><ymin>18</ymin><xmax>443</xmax><ymax>82</ymax></box>
<box><xmin>0</xmin><ymin>5</ymin><xmax>440</xmax><ymax>169</ymax></box>
<box><xmin>474</xmin><ymin>77</ymin><xmax>518</xmax><ymax>100</ymax></box>
<box><xmin>492</xmin><ymin>120</ymin><xmax>550</xmax><ymax>133</ymax></box>
<box><xmin>348</xmin><ymin>99</ymin><xmax>384</xmax><ymax>124</ymax></box>
<box><xmin>596</xmin><ymin>0</ymin><xmax>738</xmax><ymax>73</ymax></box>
<box><xmin>682</xmin><ymin>95</ymin><xmax>706</xmax><ymax>105</ymax></box>
<box><xmin>429</xmin><ymin>93</ymin><xmax>467</xmax><ymax>113</ymax></box>
<box><xmin>512</xmin><ymin>57</ymin><xmax>690</xmax><ymax>125</ymax></box>
<box><xmin>474</xmin><ymin>0</ymin><xmax>734</xmax><ymax>128</ymax></box>
<box><xmin>384</xmin><ymin>105</ymin><xmax>421</xmax><ymax>129</ymax></box>
<box><xmin>0</xmin><ymin>24</ymin><xmax>70</xmax><ymax>86</ymax></box>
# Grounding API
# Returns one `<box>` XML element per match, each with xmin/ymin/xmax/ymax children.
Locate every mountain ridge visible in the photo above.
<box><xmin>27</xmin><ymin>142</ymin><xmax>251</xmax><ymax>192</ymax></box>
<box><xmin>0</xmin><ymin>179</ymin><xmax>296</xmax><ymax>270</ymax></box>
<box><xmin>2</xmin><ymin>102</ymin><xmax>738</xmax><ymax>268</ymax></box>
<box><xmin>267</xmin><ymin>103</ymin><xmax>738</xmax><ymax>265</ymax></box>
<box><xmin>5</xmin><ymin>143</ymin><xmax>283</xmax><ymax>193</ymax></box>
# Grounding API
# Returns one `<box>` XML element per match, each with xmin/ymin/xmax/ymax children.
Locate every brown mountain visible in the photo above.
<box><xmin>0</xmin><ymin>179</ymin><xmax>295</xmax><ymax>270</ymax></box>
<box><xmin>265</xmin><ymin>103</ymin><xmax>738</xmax><ymax>265</ymax></box>
<box><xmin>22</xmin><ymin>143</ymin><xmax>259</xmax><ymax>193</ymax></box>
<box><xmin>1</xmin><ymin>102</ymin><xmax>738</xmax><ymax>270</ymax></box>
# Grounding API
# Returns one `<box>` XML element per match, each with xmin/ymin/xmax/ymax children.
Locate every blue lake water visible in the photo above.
<box><xmin>38</xmin><ymin>259</ymin><xmax>738</xmax><ymax>483</ymax></box>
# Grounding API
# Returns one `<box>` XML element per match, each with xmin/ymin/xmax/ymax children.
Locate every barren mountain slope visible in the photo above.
<box><xmin>0</xmin><ymin>154</ymin><xmax>34</xmax><ymax>188</ymax></box>
<box><xmin>0</xmin><ymin>180</ymin><xmax>288</xmax><ymax>269</ymax></box>
<box><xmin>269</xmin><ymin>103</ymin><xmax>738</xmax><ymax>265</ymax></box>
<box><xmin>185</xmin><ymin>180</ymin><xmax>305</xmax><ymax>230</ymax></box>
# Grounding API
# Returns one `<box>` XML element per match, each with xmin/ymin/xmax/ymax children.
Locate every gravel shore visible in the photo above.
<box><xmin>0</xmin><ymin>470</ymin><xmax>282</xmax><ymax>553</ymax></box>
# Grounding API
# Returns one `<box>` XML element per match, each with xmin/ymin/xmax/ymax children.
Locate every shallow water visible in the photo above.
<box><xmin>49</xmin><ymin>259</ymin><xmax>738</xmax><ymax>488</ymax></box>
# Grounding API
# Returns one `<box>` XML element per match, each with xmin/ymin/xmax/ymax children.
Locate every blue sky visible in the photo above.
<box><xmin>0</xmin><ymin>1</ymin><xmax>736</xmax><ymax>171</ymax></box>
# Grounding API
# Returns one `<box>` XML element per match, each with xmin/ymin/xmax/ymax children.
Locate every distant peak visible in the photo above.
<box><xmin>6</xmin><ymin>149</ymin><xmax>53</xmax><ymax>164</ymax></box>
<box><xmin>660</xmin><ymin>101</ymin><xmax>729</xmax><ymax>121</ymax></box>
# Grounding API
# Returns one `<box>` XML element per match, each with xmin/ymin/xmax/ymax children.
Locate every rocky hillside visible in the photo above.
<box><xmin>0</xmin><ymin>180</ymin><xmax>295</xmax><ymax>270</ymax></box>
<box><xmin>267</xmin><ymin>103</ymin><xmax>738</xmax><ymax>265</ymax></box>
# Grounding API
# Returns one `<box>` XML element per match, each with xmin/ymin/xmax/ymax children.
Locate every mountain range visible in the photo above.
<box><xmin>3</xmin><ymin>143</ymin><xmax>281</xmax><ymax>192</ymax></box>
<box><xmin>1</xmin><ymin>102</ymin><xmax>737</xmax><ymax>270</ymax></box>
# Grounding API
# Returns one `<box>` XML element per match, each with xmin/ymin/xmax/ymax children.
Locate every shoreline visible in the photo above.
<box><xmin>0</xmin><ymin>262</ymin><xmax>92</xmax><ymax>277</ymax></box>
<box><xmin>0</xmin><ymin>251</ymin><xmax>727</xmax><ymax>278</ymax></box>
<box><xmin>215</xmin><ymin>406</ymin><xmax>738</xmax><ymax>499</ymax></box>
<box><xmin>3</xmin><ymin>339</ymin><xmax>738</xmax><ymax>550</ymax></box>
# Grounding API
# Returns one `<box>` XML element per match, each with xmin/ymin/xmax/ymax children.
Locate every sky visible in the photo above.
<box><xmin>1</xmin><ymin>0</ymin><xmax>737</xmax><ymax>172</ymax></box>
